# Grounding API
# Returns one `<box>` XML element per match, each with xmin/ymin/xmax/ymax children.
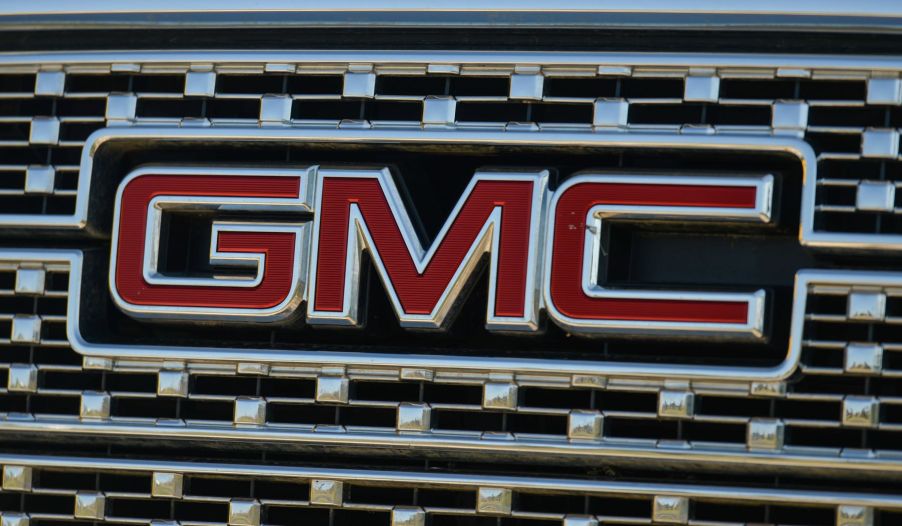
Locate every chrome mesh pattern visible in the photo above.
<box><xmin>2</xmin><ymin>52</ymin><xmax>902</xmax><ymax>481</ymax></box>
<box><xmin>0</xmin><ymin>454</ymin><xmax>898</xmax><ymax>526</ymax></box>
<box><xmin>0</xmin><ymin>53</ymin><xmax>901</xmax><ymax>247</ymax></box>
<box><xmin>2</xmin><ymin>255</ymin><xmax>902</xmax><ymax>476</ymax></box>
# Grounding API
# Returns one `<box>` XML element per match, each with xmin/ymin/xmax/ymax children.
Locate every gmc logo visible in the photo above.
<box><xmin>110</xmin><ymin>166</ymin><xmax>773</xmax><ymax>339</ymax></box>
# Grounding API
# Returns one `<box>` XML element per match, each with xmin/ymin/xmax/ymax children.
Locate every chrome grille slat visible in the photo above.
<box><xmin>0</xmin><ymin>51</ymin><xmax>900</xmax><ymax>483</ymax></box>
<box><xmin>0</xmin><ymin>50</ymin><xmax>897</xmax><ymax>246</ymax></box>
<box><xmin>0</xmin><ymin>256</ymin><xmax>902</xmax><ymax>477</ymax></box>
<box><xmin>0</xmin><ymin>453</ymin><xmax>900</xmax><ymax>525</ymax></box>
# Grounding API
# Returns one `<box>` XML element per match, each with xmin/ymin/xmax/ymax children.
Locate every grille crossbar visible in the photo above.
<box><xmin>2</xmin><ymin>252</ymin><xmax>902</xmax><ymax>478</ymax></box>
<box><xmin>0</xmin><ymin>453</ymin><xmax>898</xmax><ymax>525</ymax></box>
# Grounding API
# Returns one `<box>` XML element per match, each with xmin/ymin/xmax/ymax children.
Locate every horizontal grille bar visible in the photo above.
<box><xmin>0</xmin><ymin>50</ymin><xmax>896</xmax><ymax>251</ymax></box>
<box><xmin>0</xmin><ymin>453</ymin><xmax>898</xmax><ymax>525</ymax></box>
<box><xmin>2</xmin><ymin>251</ymin><xmax>902</xmax><ymax>477</ymax></box>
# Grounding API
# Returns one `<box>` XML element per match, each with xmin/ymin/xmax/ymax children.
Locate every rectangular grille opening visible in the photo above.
<box><xmin>788</xmin><ymin>427</ymin><xmax>863</xmax><ymax>449</ymax></box>
<box><xmin>180</xmin><ymin>398</ymin><xmax>233</xmax><ymax>422</ymax></box>
<box><xmin>363</xmin><ymin>100</ymin><xmax>422</xmax><ymax>121</ymax></box>
<box><xmin>337</xmin><ymin>406</ymin><xmax>396</xmax><ymax>427</ymax></box>
<box><xmin>22</xmin><ymin>493</ymin><xmax>72</xmax><ymax>515</ymax></box>
<box><xmin>377</xmin><ymin>75</ymin><xmax>448</xmax><ymax>96</ymax></box>
<box><xmin>0</xmin><ymin>74</ymin><xmax>35</xmax><ymax>93</ymax></box>
<box><xmin>28</xmin><ymin>394</ymin><xmax>79</xmax><ymax>416</ymax></box>
<box><xmin>697</xmin><ymin>395</ymin><xmax>772</xmax><ymax>418</ymax></box>
<box><xmin>809</xmin><ymin>106</ymin><xmax>887</xmax><ymax>128</ymax></box>
<box><xmin>41</xmin><ymin>370</ymin><xmax>102</xmax><ymax>391</ymax></box>
<box><xmin>0</xmin><ymin>122</ymin><xmax>30</xmax><ymax>140</ymax></box>
<box><xmin>620</xmin><ymin>77</ymin><xmax>683</xmax><ymax>98</ymax></box>
<box><xmin>36</xmin><ymin>469</ymin><xmax>97</xmax><ymax>490</ymax></box>
<box><xmin>205</xmin><ymin>98</ymin><xmax>260</xmax><ymax>120</ymax></box>
<box><xmin>720</xmin><ymin>79</ymin><xmax>797</xmax><ymax>100</ymax></box>
<box><xmin>605</xmin><ymin>418</ymin><xmax>678</xmax><ymax>440</ymax></box>
<box><xmin>136</xmin><ymin>98</ymin><xmax>204</xmax><ymax>119</ymax></box>
<box><xmin>0</xmin><ymin>98</ymin><xmax>52</xmax><ymax>117</ymax></box>
<box><xmin>520</xmin><ymin>387</ymin><xmax>592</xmax><ymax>410</ymax></box>
<box><xmin>189</xmin><ymin>476</ymin><xmax>251</xmax><ymax>497</ymax></box>
<box><xmin>424</xmin><ymin>384</ymin><xmax>482</xmax><ymax>406</ymax></box>
<box><xmin>194</xmin><ymin>375</ymin><xmax>259</xmax><ymax>397</ymax></box>
<box><xmin>694</xmin><ymin>501</ymin><xmax>765</xmax><ymax>522</ymax></box>
<box><xmin>173</xmin><ymin>500</ymin><xmax>229</xmax><ymax>522</ymax></box>
<box><xmin>588</xmin><ymin>496</ymin><xmax>651</xmax><ymax>517</ymax></box>
<box><xmin>505</xmin><ymin>412</ymin><xmax>567</xmax><ymax>435</ymax></box>
<box><xmin>770</xmin><ymin>504</ymin><xmax>836</xmax><ymax>525</ymax></box>
<box><xmin>261</xmin><ymin>378</ymin><xmax>315</xmax><ymax>398</ymax></box>
<box><xmin>805</xmin><ymin>131</ymin><xmax>862</xmax><ymax>154</ymax></box>
<box><xmin>799</xmin><ymin>80</ymin><xmax>867</xmax><ymax>100</ymax></box>
<box><xmin>434</xmin><ymin>409</ymin><xmax>504</xmax><ymax>432</ymax></box>
<box><xmin>292</xmin><ymin>100</ymin><xmax>362</xmax><ymax>120</ymax></box>
<box><xmin>354</xmin><ymin>381</ymin><xmax>421</xmax><ymax>403</ymax></box>
<box><xmin>66</xmin><ymin>74</ymin><xmax>129</xmax><ymax>93</ymax></box>
<box><xmin>287</xmin><ymin>75</ymin><xmax>343</xmax><ymax>95</ymax></box>
<box><xmin>682</xmin><ymin>421</ymin><xmax>746</xmax><ymax>444</ymax></box>
<box><xmin>774</xmin><ymin>399</ymin><xmax>840</xmax><ymax>421</ymax></box>
<box><xmin>516</xmin><ymin>492</ymin><xmax>586</xmax><ymax>515</ymax></box>
<box><xmin>109</xmin><ymin>497</ymin><xmax>172</xmax><ymax>520</ymax></box>
<box><xmin>544</xmin><ymin>77</ymin><xmax>618</xmax><ymax>98</ymax></box>
<box><xmin>456</xmin><ymin>101</ymin><xmax>528</xmax><ymax>122</ymax></box>
<box><xmin>55</xmin><ymin>97</ymin><xmax>106</xmax><ymax>117</ymax></box>
<box><xmin>268</xmin><ymin>402</ymin><xmax>336</xmax><ymax>425</ymax></box>
<box><xmin>333</xmin><ymin>509</ymin><xmax>390</xmax><ymax>526</ymax></box>
<box><xmin>60</xmin><ymin>121</ymin><xmax>104</xmax><ymax>142</ymax></box>
<box><xmin>216</xmin><ymin>74</ymin><xmax>285</xmax><ymax>95</ymax></box>
<box><xmin>0</xmin><ymin>172</ymin><xmax>24</xmax><ymax>190</ymax></box>
<box><xmin>268</xmin><ymin>506</ymin><xmax>331</xmax><ymax>525</ymax></box>
<box><xmin>255</xmin><ymin>479</ymin><xmax>310</xmax><ymax>500</ymax></box>
<box><xmin>113</xmin><ymin>396</ymin><xmax>178</xmax><ymax>419</ymax></box>
<box><xmin>132</xmin><ymin>74</ymin><xmax>185</xmax><ymax>94</ymax></box>
<box><xmin>629</xmin><ymin>103</ymin><xmax>771</xmax><ymax>126</ymax></box>
<box><xmin>417</xmin><ymin>488</ymin><xmax>476</xmax><ymax>509</ymax></box>
<box><xmin>529</xmin><ymin>102</ymin><xmax>593</xmax><ymax>124</ymax></box>
<box><xmin>449</xmin><ymin>76</ymin><xmax>509</xmax><ymax>97</ymax></box>
<box><xmin>350</xmin><ymin>485</ymin><xmax>414</xmax><ymax>506</ymax></box>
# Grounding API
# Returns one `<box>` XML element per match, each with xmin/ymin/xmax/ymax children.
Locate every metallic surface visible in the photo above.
<box><xmin>2</xmin><ymin>249</ymin><xmax>902</xmax><ymax>478</ymax></box>
<box><xmin>1</xmin><ymin>49</ymin><xmax>901</xmax><ymax>489</ymax></box>
<box><xmin>1</xmin><ymin>453</ymin><xmax>901</xmax><ymax>523</ymax></box>
<box><xmin>0</xmin><ymin>49</ymin><xmax>896</xmax><ymax>253</ymax></box>
<box><xmin>1</xmin><ymin>2</ymin><xmax>902</xmax><ymax>32</ymax></box>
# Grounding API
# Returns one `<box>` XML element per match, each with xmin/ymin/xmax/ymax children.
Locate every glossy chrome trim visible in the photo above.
<box><xmin>3</xmin><ymin>249</ymin><xmax>902</xmax><ymax>478</ymax></box>
<box><xmin>3</xmin><ymin>393</ymin><xmax>902</xmax><ymax>479</ymax></box>
<box><xmin>3</xmin><ymin>452</ymin><xmax>902</xmax><ymax>509</ymax></box>
<box><xmin>2</xmin><ymin>2</ymin><xmax>902</xmax><ymax>32</ymax></box>
<box><xmin>0</xmin><ymin>49</ymin><xmax>894</xmax><ymax>254</ymax></box>
<box><xmin>64</xmin><ymin>128</ymin><xmax>815</xmax><ymax>381</ymax></box>
<box><xmin>3</xmin><ymin>49</ymin><xmax>902</xmax><ymax>72</ymax></box>
<box><xmin>4</xmin><ymin>2</ymin><xmax>902</xmax><ymax>17</ymax></box>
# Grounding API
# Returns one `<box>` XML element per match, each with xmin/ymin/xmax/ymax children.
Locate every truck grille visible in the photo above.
<box><xmin>1</xmin><ymin>49</ymin><xmax>902</xmax><ymax>524</ymax></box>
<box><xmin>0</xmin><ymin>453</ymin><xmax>898</xmax><ymax>525</ymax></box>
<box><xmin>1</xmin><ymin>258</ymin><xmax>902</xmax><ymax>477</ymax></box>
<box><xmin>0</xmin><ymin>52</ymin><xmax>899</xmax><ymax>247</ymax></box>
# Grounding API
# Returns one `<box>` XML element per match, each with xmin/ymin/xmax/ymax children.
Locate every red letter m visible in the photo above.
<box><xmin>307</xmin><ymin>168</ymin><xmax>546</xmax><ymax>331</ymax></box>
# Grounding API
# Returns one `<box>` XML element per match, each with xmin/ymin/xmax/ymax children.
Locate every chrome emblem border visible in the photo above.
<box><xmin>58</xmin><ymin>127</ymin><xmax>817</xmax><ymax>381</ymax></box>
